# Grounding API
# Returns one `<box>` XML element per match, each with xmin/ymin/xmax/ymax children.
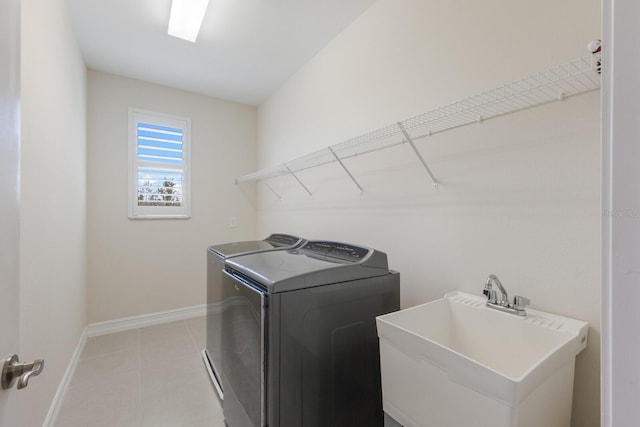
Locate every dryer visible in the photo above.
<box><xmin>203</xmin><ymin>234</ymin><xmax>305</xmax><ymax>400</ymax></box>
<box><xmin>221</xmin><ymin>241</ymin><xmax>400</xmax><ymax>427</ymax></box>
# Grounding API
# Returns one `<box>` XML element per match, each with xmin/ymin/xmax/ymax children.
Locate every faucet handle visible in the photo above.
<box><xmin>483</xmin><ymin>288</ymin><xmax>497</xmax><ymax>303</ymax></box>
<box><xmin>513</xmin><ymin>295</ymin><xmax>530</xmax><ymax>311</ymax></box>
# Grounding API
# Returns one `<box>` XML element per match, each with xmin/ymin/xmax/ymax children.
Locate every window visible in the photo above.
<box><xmin>128</xmin><ymin>108</ymin><xmax>191</xmax><ymax>219</ymax></box>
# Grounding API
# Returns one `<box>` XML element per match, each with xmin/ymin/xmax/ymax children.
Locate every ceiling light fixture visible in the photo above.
<box><xmin>167</xmin><ymin>0</ymin><xmax>210</xmax><ymax>42</ymax></box>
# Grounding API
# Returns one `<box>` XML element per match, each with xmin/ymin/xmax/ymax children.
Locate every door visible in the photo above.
<box><xmin>601</xmin><ymin>0</ymin><xmax>640</xmax><ymax>425</ymax></box>
<box><xmin>221</xmin><ymin>269</ymin><xmax>266</xmax><ymax>427</ymax></box>
<box><xmin>0</xmin><ymin>0</ymin><xmax>21</xmax><ymax>425</ymax></box>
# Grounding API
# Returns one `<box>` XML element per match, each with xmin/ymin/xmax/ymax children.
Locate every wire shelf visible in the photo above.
<box><xmin>235</xmin><ymin>53</ymin><xmax>601</xmax><ymax>192</ymax></box>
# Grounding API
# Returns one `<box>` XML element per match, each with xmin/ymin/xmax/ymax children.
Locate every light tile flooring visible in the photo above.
<box><xmin>55</xmin><ymin>317</ymin><xmax>225</xmax><ymax>427</ymax></box>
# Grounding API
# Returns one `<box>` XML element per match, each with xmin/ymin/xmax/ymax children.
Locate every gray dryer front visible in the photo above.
<box><xmin>203</xmin><ymin>234</ymin><xmax>305</xmax><ymax>401</ymax></box>
<box><xmin>220</xmin><ymin>241</ymin><xmax>400</xmax><ymax>427</ymax></box>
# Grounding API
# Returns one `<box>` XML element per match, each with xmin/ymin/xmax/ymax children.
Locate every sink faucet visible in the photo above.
<box><xmin>484</xmin><ymin>274</ymin><xmax>508</xmax><ymax>306</ymax></box>
<box><xmin>483</xmin><ymin>274</ymin><xmax>530</xmax><ymax>316</ymax></box>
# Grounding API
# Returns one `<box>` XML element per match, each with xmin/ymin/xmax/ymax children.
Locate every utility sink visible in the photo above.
<box><xmin>376</xmin><ymin>291</ymin><xmax>588</xmax><ymax>427</ymax></box>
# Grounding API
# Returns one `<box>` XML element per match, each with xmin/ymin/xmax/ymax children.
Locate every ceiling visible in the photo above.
<box><xmin>67</xmin><ymin>0</ymin><xmax>376</xmax><ymax>105</ymax></box>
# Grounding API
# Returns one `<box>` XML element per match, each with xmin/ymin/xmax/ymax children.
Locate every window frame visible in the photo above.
<box><xmin>128</xmin><ymin>108</ymin><xmax>192</xmax><ymax>219</ymax></box>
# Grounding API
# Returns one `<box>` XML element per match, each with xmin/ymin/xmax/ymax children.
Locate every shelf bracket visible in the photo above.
<box><xmin>397</xmin><ymin>122</ymin><xmax>439</xmax><ymax>189</ymax></box>
<box><xmin>263</xmin><ymin>181</ymin><xmax>282</xmax><ymax>199</ymax></box>
<box><xmin>283</xmin><ymin>163</ymin><xmax>313</xmax><ymax>196</ymax></box>
<box><xmin>328</xmin><ymin>147</ymin><xmax>363</xmax><ymax>193</ymax></box>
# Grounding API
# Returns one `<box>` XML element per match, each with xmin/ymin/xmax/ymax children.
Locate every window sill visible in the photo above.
<box><xmin>128</xmin><ymin>214</ymin><xmax>191</xmax><ymax>220</ymax></box>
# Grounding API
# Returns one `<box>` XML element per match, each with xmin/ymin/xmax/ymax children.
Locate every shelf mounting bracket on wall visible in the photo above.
<box><xmin>283</xmin><ymin>163</ymin><xmax>313</xmax><ymax>196</ymax></box>
<box><xmin>328</xmin><ymin>147</ymin><xmax>363</xmax><ymax>193</ymax></box>
<box><xmin>397</xmin><ymin>122</ymin><xmax>439</xmax><ymax>189</ymax></box>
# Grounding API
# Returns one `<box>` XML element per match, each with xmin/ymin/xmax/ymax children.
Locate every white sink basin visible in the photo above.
<box><xmin>376</xmin><ymin>291</ymin><xmax>588</xmax><ymax>427</ymax></box>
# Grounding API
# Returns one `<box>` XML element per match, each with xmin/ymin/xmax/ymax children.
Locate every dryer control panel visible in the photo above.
<box><xmin>265</xmin><ymin>233</ymin><xmax>304</xmax><ymax>246</ymax></box>
<box><xmin>301</xmin><ymin>241</ymin><xmax>370</xmax><ymax>262</ymax></box>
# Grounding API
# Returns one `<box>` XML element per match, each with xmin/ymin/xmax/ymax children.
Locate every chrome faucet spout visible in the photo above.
<box><xmin>483</xmin><ymin>274</ymin><xmax>529</xmax><ymax>316</ymax></box>
<box><xmin>486</xmin><ymin>274</ymin><xmax>508</xmax><ymax>305</ymax></box>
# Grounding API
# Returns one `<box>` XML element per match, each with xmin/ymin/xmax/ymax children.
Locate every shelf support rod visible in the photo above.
<box><xmin>263</xmin><ymin>181</ymin><xmax>282</xmax><ymax>199</ymax></box>
<box><xmin>283</xmin><ymin>163</ymin><xmax>313</xmax><ymax>196</ymax></box>
<box><xmin>397</xmin><ymin>122</ymin><xmax>439</xmax><ymax>189</ymax></box>
<box><xmin>328</xmin><ymin>147</ymin><xmax>363</xmax><ymax>193</ymax></box>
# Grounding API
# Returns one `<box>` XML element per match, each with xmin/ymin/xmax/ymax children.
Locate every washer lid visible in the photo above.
<box><xmin>208</xmin><ymin>234</ymin><xmax>304</xmax><ymax>258</ymax></box>
<box><xmin>225</xmin><ymin>241</ymin><xmax>390</xmax><ymax>293</ymax></box>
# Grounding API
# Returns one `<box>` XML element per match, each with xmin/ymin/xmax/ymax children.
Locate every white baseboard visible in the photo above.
<box><xmin>87</xmin><ymin>304</ymin><xmax>207</xmax><ymax>337</ymax></box>
<box><xmin>44</xmin><ymin>304</ymin><xmax>206</xmax><ymax>426</ymax></box>
<box><xmin>43</xmin><ymin>326</ymin><xmax>88</xmax><ymax>427</ymax></box>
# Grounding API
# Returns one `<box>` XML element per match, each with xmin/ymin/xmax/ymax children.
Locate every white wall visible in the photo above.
<box><xmin>19</xmin><ymin>0</ymin><xmax>87</xmax><ymax>425</ymax></box>
<box><xmin>87</xmin><ymin>70</ymin><xmax>257</xmax><ymax>323</ymax></box>
<box><xmin>257</xmin><ymin>0</ymin><xmax>601</xmax><ymax>425</ymax></box>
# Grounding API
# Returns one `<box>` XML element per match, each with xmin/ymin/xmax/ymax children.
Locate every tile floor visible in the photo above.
<box><xmin>55</xmin><ymin>317</ymin><xmax>225</xmax><ymax>427</ymax></box>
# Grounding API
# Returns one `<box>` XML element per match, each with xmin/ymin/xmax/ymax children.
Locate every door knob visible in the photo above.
<box><xmin>2</xmin><ymin>354</ymin><xmax>45</xmax><ymax>390</ymax></box>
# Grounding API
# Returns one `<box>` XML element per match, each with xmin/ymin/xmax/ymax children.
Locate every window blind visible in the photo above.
<box><xmin>136</xmin><ymin>122</ymin><xmax>184</xmax><ymax>207</ymax></box>
<box><xmin>137</xmin><ymin>123</ymin><xmax>184</xmax><ymax>164</ymax></box>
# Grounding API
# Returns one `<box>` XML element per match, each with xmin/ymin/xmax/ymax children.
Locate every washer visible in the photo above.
<box><xmin>203</xmin><ymin>234</ymin><xmax>305</xmax><ymax>400</ymax></box>
<box><xmin>221</xmin><ymin>240</ymin><xmax>400</xmax><ymax>427</ymax></box>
